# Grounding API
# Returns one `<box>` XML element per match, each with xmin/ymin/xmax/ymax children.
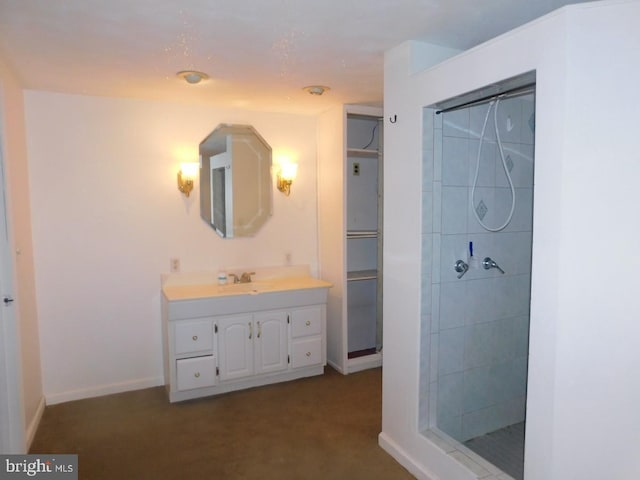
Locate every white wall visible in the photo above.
<box><xmin>23</xmin><ymin>91</ymin><xmax>319</xmax><ymax>404</ymax></box>
<box><xmin>380</xmin><ymin>1</ymin><xmax>640</xmax><ymax>479</ymax></box>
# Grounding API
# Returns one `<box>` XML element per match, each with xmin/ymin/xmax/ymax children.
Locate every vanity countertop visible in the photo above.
<box><xmin>162</xmin><ymin>275</ymin><xmax>332</xmax><ymax>302</ymax></box>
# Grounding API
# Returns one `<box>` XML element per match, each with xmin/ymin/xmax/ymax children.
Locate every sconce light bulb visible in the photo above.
<box><xmin>181</xmin><ymin>162</ymin><xmax>199</xmax><ymax>179</ymax></box>
<box><xmin>280</xmin><ymin>162</ymin><xmax>298</xmax><ymax>181</ymax></box>
<box><xmin>178</xmin><ymin>164</ymin><xmax>198</xmax><ymax>197</ymax></box>
<box><xmin>275</xmin><ymin>159</ymin><xmax>298</xmax><ymax>196</ymax></box>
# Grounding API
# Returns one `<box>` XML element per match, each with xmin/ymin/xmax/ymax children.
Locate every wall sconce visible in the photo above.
<box><xmin>276</xmin><ymin>162</ymin><xmax>298</xmax><ymax>196</ymax></box>
<box><xmin>177</xmin><ymin>162</ymin><xmax>199</xmax><ymax>197</ymax></box>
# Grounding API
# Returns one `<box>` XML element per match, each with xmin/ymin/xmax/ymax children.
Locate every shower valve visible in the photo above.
<box><xmin>454</xmin><ymin>260</ymin><xmax>469</xmax><ymax>279</ymax></box>
<box><xmin>483</xmin><ymin>257</ymin><xmax>505</xmax><ymax>274</ymax></box>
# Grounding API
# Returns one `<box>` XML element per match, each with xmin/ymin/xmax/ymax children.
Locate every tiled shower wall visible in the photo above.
<box><xmin>419</xmin><ymin>94</ymin><xmax>534</xmax><ymax>442</ymax></box>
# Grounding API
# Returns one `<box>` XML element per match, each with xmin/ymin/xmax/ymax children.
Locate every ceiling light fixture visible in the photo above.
<box><xmin>177</xmin><ymin>70</ymin><xmax>209</xmax><ymax>84</ymax></box>
<box><xmin>303</xmin><ymin>85</ymin><xmax>330</xmax><ymax>96</ymax></box>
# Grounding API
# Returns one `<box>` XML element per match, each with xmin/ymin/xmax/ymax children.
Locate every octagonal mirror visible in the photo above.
<box><xmin>199</xmin><ymin>124</ymin><xmax>273</xmax><ymax>238</ymax></box>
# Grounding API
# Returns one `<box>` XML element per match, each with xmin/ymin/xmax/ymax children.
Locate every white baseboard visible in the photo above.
<box><xmin>326</xmin><ymin>359</ymin><xmax>345</xmax><ymax>374</ymax></box>
<box><xmin>379</xmin><ymin>431</ymin><xmax>435</xmax><ymax>480</ymax></box>
<box><xmin>327</xmin><ymin>354</ymin><xmax>383</xmax><ymax>375</ymax></box>
<box><xmin>347</xmin><ymin>352</ymin><xmax>382</xmax><ymax>373</ymax></box>
<box><xmin>25</xmin><ymin>396</ymin><xmax>45</xmax><ymax>451</ymax></box>
<box><xmin>45</xmin><ymin>376</ymin><xmax>165</xmax><ymax>405</ymax></box>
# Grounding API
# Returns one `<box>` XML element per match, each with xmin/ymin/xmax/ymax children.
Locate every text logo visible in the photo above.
<box><xmin>0</xmin><ymin>455</ymin><xmax>77</xmax><ymax>479</ymax></box>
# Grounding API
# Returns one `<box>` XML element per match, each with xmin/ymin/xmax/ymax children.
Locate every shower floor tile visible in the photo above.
<box><xmin>463</xmin><ymin>421</ymin><xmax>525</xmax><ymax>480</ymax></box>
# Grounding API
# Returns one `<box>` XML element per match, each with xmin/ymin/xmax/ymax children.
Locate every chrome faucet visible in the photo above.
<box><xmin>483</xmin><ymin>257</ymin><xmax>505</xmax><ymax>274</ymax></box>
<box><xmin>454</xmin><ymin>260</ymin><xmax>469</xmax><ymax>279</ymax></box>
<box><xmin>239</xmin><ymin>272</ymin><xmax>255</xmax><ymax>283</ymax></box>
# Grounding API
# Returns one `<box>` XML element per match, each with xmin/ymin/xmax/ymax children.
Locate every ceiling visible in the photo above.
<box><xmin>0</xmin><ymin>0</ymin><xmax>589</xmax><ymax>115</ymax></box>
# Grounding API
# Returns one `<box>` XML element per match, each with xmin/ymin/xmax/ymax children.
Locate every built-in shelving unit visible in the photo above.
<box><xmin>318</xmin><ymin>104</ymin><xmax>383</xmax><ymax>374</ymax></box>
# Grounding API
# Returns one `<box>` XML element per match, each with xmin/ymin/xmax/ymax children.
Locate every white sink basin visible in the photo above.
<box><xmin>218</xmin><ymin>282</ymin><xmax>273</xmax><ymax>294</ymax></box>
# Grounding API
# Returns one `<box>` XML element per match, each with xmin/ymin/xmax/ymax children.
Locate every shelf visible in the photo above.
<box><xmin>347</xmin><ymin>148</ymin><xmax>379</xmax><ymax>158</ymax></box>
<box><xmin>347</xmin><ymin>269</ymin><xmax>378</xmax><ymax>282</ymax></box>
<box><xmin>347</xmin><ymin>230</ymin><xmax>378</xmax><ymax>239</ymax></box>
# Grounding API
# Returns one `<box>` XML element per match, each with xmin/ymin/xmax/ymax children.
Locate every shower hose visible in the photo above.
<box><xmin>471</xmin><ymin>97</ymin><xmax>516</xmax><ymax>232</ymax></box>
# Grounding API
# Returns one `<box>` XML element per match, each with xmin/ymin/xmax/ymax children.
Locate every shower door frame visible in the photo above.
<box><xmin>418</xmin><ymin>75</ymin><xmax>536</xmax><ymax>477</ymax></box>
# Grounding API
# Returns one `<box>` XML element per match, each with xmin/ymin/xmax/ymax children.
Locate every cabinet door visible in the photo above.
<box><xmin>217</xmin><ymin>315</ymin><xmax>254</xmax><ymax>381</ymax></box>
<box><xmin>254</xmin><ymin>310</ymin><xmax>288</xmax><ymax>374</ymax></box>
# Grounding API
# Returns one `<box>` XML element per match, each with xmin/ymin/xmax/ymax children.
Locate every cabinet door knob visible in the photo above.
<box><xmin>194</xmin><ymin>372</ymin><xmax>200</xmax><ymax>378</ymax></box>
<box><xmin>306</xmin><ymin>352</ymin><xmax>311</xmax><ymax>357</ymax></box>
<box><xmin>305</xmin><ymin>320</ymin><xmax>311</xmax><ymax>326</ymax></box>
<box><xmin>192</xmin><ymin>335</ymin><xmax>198</xmax><ymax>341</ymax></box>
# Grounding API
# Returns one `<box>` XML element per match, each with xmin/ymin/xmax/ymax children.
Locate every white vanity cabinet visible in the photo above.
<box><xmin>217</xmin><ymin>310</ymin><xmax>288</xmax><ymax>381</ymax></box>
<box><xmin>162</xmin><ymin>276</ymin><xmax>330</xmax><ymax>403</ymax></box>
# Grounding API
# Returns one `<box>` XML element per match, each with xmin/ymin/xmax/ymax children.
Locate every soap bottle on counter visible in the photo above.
<box><xmin>217</xmin><ymin>270</ymin><xmax>228</xmax><ymax>285</ymax></box>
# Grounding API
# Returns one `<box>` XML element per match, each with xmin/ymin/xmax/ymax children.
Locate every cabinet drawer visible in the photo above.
<box><xmin>291</xmin><ymin>338</ymin><xmax>322</xmax><ymax>368</ymax></box>
<box><xmin>290</xmin><ymin>308</ymin><xmax>322</xmax><ymax>338</ymax></box>
<box><xmin>175</xmin><ymin>320</ymin><xmax>213</xmax><ymax>354</ymax></box>
<box><xmin>176</xmin><ymin>356</ymin><xmax>216</xmax><ymax>391</ymax></box>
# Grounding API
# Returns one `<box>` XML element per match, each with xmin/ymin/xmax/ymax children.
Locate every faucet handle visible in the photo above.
<box><xmin>240</xmin><ymin>272</ymin><xmax>255</xmax><ymax>283</ymax></box>
<box><xmin>228</xmin><ymin>273</ymin><xmax>240</xmax><ymax>284</ymax></box>
<box><xmin>482</xmin><ymin>257</ymin><xmax>505</xmax><ymax>274</ymax></box>
<box><xmin>454</xmin><ymin>260</ymin><xmax>469</xmax><ymax>279</ymax></box>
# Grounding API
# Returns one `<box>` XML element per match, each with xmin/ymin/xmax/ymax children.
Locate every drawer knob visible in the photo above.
<box><xmin>194</xmin><ymin>372</ymin><xmax>200</xmax><ymax>378</ymax></box>
<box><xmin>306</xmin><ymin>352</ymin><xmax>311</xmax><ymax>357</ymax></box>
<box><xmin>305</xmin><ymin>320</ymin><xmax>311</xmax><ymax>326</ymax></box>
<box><xmin>192</xmin><ymin>335</ymin><xmax>198</xmax><ymax>341</ymax></box>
